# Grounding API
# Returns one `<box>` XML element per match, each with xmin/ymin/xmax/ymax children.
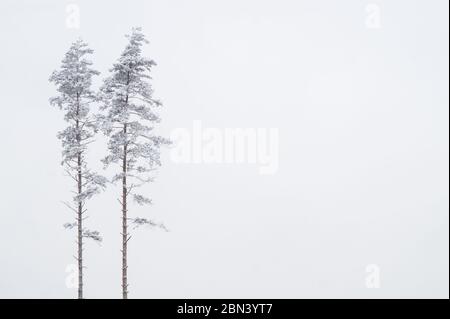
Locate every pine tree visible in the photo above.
<box><xmin>98</xmin><ymin>27</ymin><xmax>170</xmax><ymax>299</ymax></box>
<box><xmin>49</xmin><ymin>39</ymin><xmax>107</xmax><ymax>299</ymax></box>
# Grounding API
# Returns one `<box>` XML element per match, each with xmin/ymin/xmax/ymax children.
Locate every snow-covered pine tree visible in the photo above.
<box><xmin>98</xmin><ymin>27</ymin><xmax>170</xmax><ymax>299</ymax></box>
<box><xmin>49</xmin><ymin>39</ymin><xmax>107</xmax><ymax>299</ymax></box>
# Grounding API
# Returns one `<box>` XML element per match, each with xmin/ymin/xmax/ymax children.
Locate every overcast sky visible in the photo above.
<box><xmin>0</xmin><ymin>0</ymin><xmax>448</xmax><ymax>298</ymax></box>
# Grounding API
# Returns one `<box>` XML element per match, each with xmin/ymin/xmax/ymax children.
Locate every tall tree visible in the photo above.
<box><xmin>99</xmin><ymin>27</ymin><xmax>170</xmax><ymax>299</ymax></box>
<box><xmin>50</xmin><ymin>39</ymin><xmax>106</xmax><ymax>299</ymax></box>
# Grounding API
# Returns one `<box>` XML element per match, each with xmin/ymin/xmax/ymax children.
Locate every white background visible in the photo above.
<box><xmin>0</xmin><ymin>0</ymin><xmax>448</xmax><ymax>298</ymax></box>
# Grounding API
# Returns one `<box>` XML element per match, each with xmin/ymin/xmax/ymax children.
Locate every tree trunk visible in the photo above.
<box><xmin>122</xmin><ymin>123</ymin><xmax>128</xmax><ymax>299</ymax></box>
<box><xmin>75</xmin><ymin>93</ymin><xmax>83</xmax><ymax>299</ymax></box>
<box><xmin>77</xmin><ymin>149</ymin><xmax>83</xmax><ymax>299</ymax></box>
<box><xmin>75</xmin><ymin>110</ymin><xmax>83</xmax><ymax>299</ymax></box>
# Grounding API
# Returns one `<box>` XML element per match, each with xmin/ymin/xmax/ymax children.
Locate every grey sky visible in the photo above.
<box><xmin>0</xmin><ymin>0</ymin><xmax>448</xmax><ymax>298</ymax></box>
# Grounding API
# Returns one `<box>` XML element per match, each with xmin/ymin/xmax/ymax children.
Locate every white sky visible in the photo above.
<box><xmin>0</xmin><ymin>0</ymin><xmax>448</xmax><ymax>298</ymax></box>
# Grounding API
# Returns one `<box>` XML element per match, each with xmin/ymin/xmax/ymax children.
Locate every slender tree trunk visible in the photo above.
<box><xmin>77</xmin><ymin>149</ymin><xmax>83</xmax><ymax>299</ymax></box>
<box><xmin>122</xmin><ymin>73</ymin><xmax>131</xmax><ymax>299</ymax></box>
<box><xmin>75</xmin><ymin>111</ymin><xmax>83</xmax><ymax>299</ymax></box>
<box><xmin>75</xmin><ymin>94</ymin><xmax>83</xmax><ymax>299</ymax></box>
<box><xmin>122</xmin><ymin>123</ymin><xmax>128</xmax><ymax>299</ymax></box>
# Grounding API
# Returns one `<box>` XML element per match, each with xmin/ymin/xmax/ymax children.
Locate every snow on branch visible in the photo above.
<box><xmin>63</xmin><ymin>222</ymin><xmax>78</xmax><ymax>230</ymax></box>
<box><xmin>82</xmin><ymin>229</ymin><xmax>103</xmax><ymax>243</ymax></box>
<box><xmin>133</xmin><ymin>194</ymin><xmax>152</xmax><ymax>206</ymax></box>
<box><xmin>131</xmin><ymin>218</ymin><xmax>168</xmax><ymax>231</ymax></box>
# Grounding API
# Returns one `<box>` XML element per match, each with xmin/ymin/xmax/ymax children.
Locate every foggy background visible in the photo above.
<box><xmin>0</xmin><ymin>0</ymin><xmax>448</xmax><ymax>298</ymax></box>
